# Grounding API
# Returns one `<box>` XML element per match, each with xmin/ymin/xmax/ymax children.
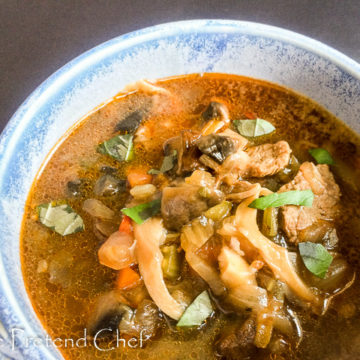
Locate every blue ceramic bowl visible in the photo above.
<box><xmin>0</xmin><ymin>20</ymin><xmax>359</xmax><ymax>359</ymax></box>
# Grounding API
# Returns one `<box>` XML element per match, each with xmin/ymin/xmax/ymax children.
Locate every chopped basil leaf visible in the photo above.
<box><xmin>160</xmin><ymin>150</ymin><xmax>177</xmax><ymax>172</ymax></box>
<box><xmin>121</xmin><ymin>199</ymin><xmax>161</xmax><ymax>224</ymax></box>
<box><xmin>249</xmin><ymin>190</ymin><xmax>314</xmax><ymax>210</ymax></box>
<box><xmin>177</xmin><ymin>290</ymin><xmax>213</xmax><ymax>327</ymax></box>
<box><xmin>309</xmin><ymin>148</ymin><xmax>334</xmax><ymax>165</ymax></box>
<box><xmin>97</xmin><ymin>134</ymin><xmax>134</xmax><ymax>162</ymax></box>
<box><xmin>37</xmin><ymin>203</ymin><xmax>84</xmax><ymax>236</ymax></box>
<box><xmin>234</xmin><ymin>118</ymin><xmax>275</xmax><ymax>137</ymax></box>
<box><xmin>149</xmin><ymin>150</ymin><xmax>177</xmax><ymax>174</ymax></box>
<box><xmin>299</xmin><ymin>242</ymin><xmax>333</xmax><ymax>279</ymax></box>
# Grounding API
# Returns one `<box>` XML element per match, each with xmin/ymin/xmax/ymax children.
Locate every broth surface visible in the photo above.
<box><xmin>21</xmin><ymin>73</ymin><xmax>360</xmax><ymax>359</ymax></box>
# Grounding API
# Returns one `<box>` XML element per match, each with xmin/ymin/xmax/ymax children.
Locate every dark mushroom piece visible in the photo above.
<box><xmin>66</xmin><ymin>178</ymin><xmax>91</xmax><ymax>197</ymax></box>
<box><xmin>93</xmin><ymin>174</ymin><xmax>126</xmax><ymax>197</ymax></box>
<box><xmin>202</xmin><ymin>101</ymin><xmax>229</xmax><ymax>122</ymax></box>
<box><xmin>87</xmin><ymin>290</ymin><xmax>133</xmax><ymax>337</ymax></box>
<box><xmin>114</xmin><ymin>109</ymin><xmax>144</xmax><ymax>133</ymax></box>
<box><xmin>196</xmin><ymin>134</ymin><xmax>235</xmax><ymax>164</ymax></box>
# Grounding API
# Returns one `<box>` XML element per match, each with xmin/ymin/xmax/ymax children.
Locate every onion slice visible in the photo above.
<box><xmin>134</xmin><ymin>218</ymin><xmax>184</xmax><ymax>320</ymax></box>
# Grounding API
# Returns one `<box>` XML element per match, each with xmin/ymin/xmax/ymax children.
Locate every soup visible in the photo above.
<box><xmin>21</xmin><ymin>73</ymin><xmax>360</xmax><ymax>360</ymax></box>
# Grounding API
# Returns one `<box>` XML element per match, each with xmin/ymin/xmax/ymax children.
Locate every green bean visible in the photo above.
<box><xmin>262</xmin><ymin>207</ymin><xmax>278</xmax><ymax>237</ymax></box>
<box><xmin>161</xmin><ymin>244</ymin><xmax>181</xmax><ymax>280</ymax></box>
<box><xmin>205</xmin><ymin>201</ymin><xmax>232</xmax><ymax>221</ymax></box>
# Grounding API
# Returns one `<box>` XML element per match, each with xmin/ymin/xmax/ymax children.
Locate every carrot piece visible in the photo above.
<box><xmin>119</xmin><ymin>215</ymin><xmax>133</xmax><ymax>235</ymax></box>
<box><xmin>116</xmin><ymin>267</ymin><xmax>141</xmax><ymax>290</ymax></box>
<box><xmin>127</xmin><ymin>168</ymin><xmax>152</xmax><ymax>187</ymax></box>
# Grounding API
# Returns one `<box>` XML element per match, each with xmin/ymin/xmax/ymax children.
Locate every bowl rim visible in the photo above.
<box><xmin>0</xmin><ymin>19</ymin><xmax>359</xmax><ymax>359</ymax></box>
<box><xmin>1</xmin><ymin>19</ymin><xmax>360</xmax><ymax>143</ymax></box>
<box><xmin>1</xmin><ymin>19</ymin><xmax>360</xmax><ymax>170</ymax></box>
<box><xmin>2</xmin><ymin>19</ymin><xmax>360</xmax><ymax>184</ymax></box>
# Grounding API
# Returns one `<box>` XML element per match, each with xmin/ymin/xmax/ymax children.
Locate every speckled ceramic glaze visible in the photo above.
<box><xmin>0</xmin><ymin>20</ymin><xmax>359</xmax><ymax>359</ymax></box>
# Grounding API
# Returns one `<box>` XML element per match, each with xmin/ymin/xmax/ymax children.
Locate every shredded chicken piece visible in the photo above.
<box><xmin>134</xmin><ymin>218</ymin><xmax>184</xmax><ymax>320</ymax></box>
<box><xmin>279</xmin><ymin>162</ymin><xmax>341</xmax><ymax>243</ymax></box>
<box><xmin>232</xmin><ymin>194</ymin><xmax>320</xmax><ymax>307</ymax></box>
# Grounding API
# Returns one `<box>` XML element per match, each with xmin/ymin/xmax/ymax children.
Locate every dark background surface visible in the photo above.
<box><xmin>1</xmin><ymin>0</ymin><xmax>359</xmax><ymax>133</ymax></box>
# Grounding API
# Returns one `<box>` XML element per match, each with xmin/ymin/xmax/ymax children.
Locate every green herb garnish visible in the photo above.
<box><xmin>177</xmin><ymin>290</ymin><xmax>213</xmax><ymax>327</ymax></box>
<box><xmin>121</xmin><ymin>199</ymin><xmax>161</xmax><ymax>224</ymax></box>
<box><xmin>249</xmin><ymin>190</ymin><xmax>314</xmax><ymax>210</ymax></box>
<box><xmin>149</xmin><ymin>150</ymin><xmax>177</xmax><ymax>175</ymax></box>
<box><xmin>234</xmin><ymin>119</ymin><xmax>275</xmax><ymax>137</ymax></box>
<box><xmin>308</xmin><ymin>148</ymin><xmax>334</xmax><ymax>165</ymax></box>
<box><xmin>97</xmin><ymin>134</ymin><xmax>134</xmax><ymax>162</ymax></box>
<box><xmin>299</xmin><ymin>242</ymin><xmax>333</xmax><ymax>279</ymax></box>
<box><xmin>37</xmin><ymin>203</ymin><xmax>84</xmax><ymax>236</ymax></box>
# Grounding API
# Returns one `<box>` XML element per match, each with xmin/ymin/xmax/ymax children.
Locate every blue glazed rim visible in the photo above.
<box><xmin>1</xmin><ymin>19</ymin><xmax>360</xmax><ymax>160</ymax></box>
<box><xmin>0</xmin><ymin>20</ymin><xmax>359</xmax><ymax>359</ymax></box>
<box><xmin>1</xmin><ymin>19</ymin><xmax>360</xmax><ymax>183</ymax></box>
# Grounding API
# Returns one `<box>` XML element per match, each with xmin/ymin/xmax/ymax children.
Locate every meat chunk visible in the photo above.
<box><xmin>161</xmin><ymin>184</ymin><xmax>209</xmax><ymax>230</ymax></box>
<box><xmin>279</xmin><ymin>162</ymin><xmax>341</xmax><ymax>243</ymax></box>
<box><xmin>212</xmin><ymin>141</ymin><xmax>292</xmax><ymax>185</ymax></box>
<box><xmin>246</xmin><ymin>141</ymin><xmax>292</xmax><ymax>177</ymax></box>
